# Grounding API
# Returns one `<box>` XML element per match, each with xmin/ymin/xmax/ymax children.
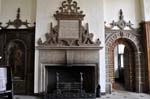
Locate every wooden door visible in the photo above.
<box><xmin>0</xmin><ymin>29</ymin><xmax>35</xmax><ymax>95</ymax></box>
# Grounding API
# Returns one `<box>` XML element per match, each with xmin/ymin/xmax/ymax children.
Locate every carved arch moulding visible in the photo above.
<box><xmin>105</xmin><ymin>9</ymin><xmax>142</xmax><ymax>51</ymax></box>
<box><xmin>37</xmin><ymin>0</ymin><xmax>101</xmax><ymax>47</ymax></box>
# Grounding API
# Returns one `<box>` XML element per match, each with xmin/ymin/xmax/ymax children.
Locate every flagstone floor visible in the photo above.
<box><xmin>14</xmin><ymin>91</ymin><xmax>150</xmax><ymax>99</ymax></box>
<box><xmin>99</xmin><ymin>90</ymin><xmax>150</xmax><ymax>99</ymax></box>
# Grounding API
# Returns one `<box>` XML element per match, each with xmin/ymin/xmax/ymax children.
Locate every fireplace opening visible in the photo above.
<box><xmin>45</xmin><ymin>65</ymin><xmax>96</xmax><ymax>98</ymax></box>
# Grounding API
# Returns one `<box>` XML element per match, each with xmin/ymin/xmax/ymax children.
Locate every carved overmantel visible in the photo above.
<box><xmin>37</xmin><ymin>0</ymin><xmax>101</xmax><ymax>47</ymax></box>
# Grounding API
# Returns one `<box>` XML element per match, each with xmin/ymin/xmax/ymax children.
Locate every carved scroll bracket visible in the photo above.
<box><xmin>0</xmin><ymin>8</ymin><xmax>35</xmax><ymax>29</ymax></box>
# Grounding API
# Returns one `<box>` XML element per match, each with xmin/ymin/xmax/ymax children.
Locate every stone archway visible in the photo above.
<box><xmin>105</xmin><ymin>9</ymin><xmax>145</xmax><ymax>93</ymax></box>
<box><xmin>105</xmin><ymin>30</ymin><xmax>145</xmax><ymax>93</ymax></box>
<box><xmin>109</xmin><ymin>38</ymin><xmax>136</xmax><ymax>91</ymax></box>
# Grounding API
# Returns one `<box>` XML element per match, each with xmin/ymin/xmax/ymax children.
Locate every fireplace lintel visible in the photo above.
<box><xmin>36</xmin><ymin>46</ymin><xmax>102</xmax><ymax>50</ymax></box>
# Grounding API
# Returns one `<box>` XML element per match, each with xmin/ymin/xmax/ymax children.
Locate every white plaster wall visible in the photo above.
<box><xmin>35</xmin><ymin>0</ymin><xmax>105</xmax><ymax>93</ymax></box>
<box><xmin>0</xmin><ymin>0</ymin><xmax>1</xmax><ymax>16</ymax></box>
<box><xmin>0</xmin><ymin>0</ymin><xmax>36</xmax><ymax>26</ymax></box>
<box><xmin>142</xmin><ymin>0</ymin><xmax>150</xmax><ymax>21</ymax></box>
<box><xmin>104</xmin><ymin>0</ymin><xmax>142</xmax><ymax>28</ymax></box>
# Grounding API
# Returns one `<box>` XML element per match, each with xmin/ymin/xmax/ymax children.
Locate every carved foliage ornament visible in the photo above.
<box><xmin>106</xmin><ymin>9</ymin><xmax>134</xmax><ymax>30</ymax></box>
<box><xmin>38</xmin><ymin>0</ymin><xmax>100</xmax><ymax>46</ymax></box>
<box><xmin>0</xmin><ymin>8</ymin><xmax>35</xmax><ymax>29</ymax></box>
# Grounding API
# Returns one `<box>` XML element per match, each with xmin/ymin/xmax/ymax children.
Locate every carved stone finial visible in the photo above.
<box><xmin>119</xmin><ymin>9</ymin><xmax>123</xmax><ymax>20</ymax></box>
<box><xmin>37</xmin><ymin>38</ymin><xmax>42</xmax><ymax>45</ymax></box>
<box><xmin>109</xmin><ymin>9</ymin><xmax>134</xmax><ymax>30</ymax></box>
<box><xmin>17</xmin><ymin>8</ymin><xmax>20</xmax><ymax>19</ymax></box>
<box><xmin>96</xmin><ymin>39</ymin><xmax>101</xmax><ymax>45</ymax></box>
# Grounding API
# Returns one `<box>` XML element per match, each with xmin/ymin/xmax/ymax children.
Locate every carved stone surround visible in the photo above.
<box><xmin>105</xmin><ymin>9</ymin><xmax>145</xmax><ymax>93</ymax></box>
<box><xmin>36</xmin><ymin>0</ymin><xmax>102</xmax><ymax>98</ymax></box>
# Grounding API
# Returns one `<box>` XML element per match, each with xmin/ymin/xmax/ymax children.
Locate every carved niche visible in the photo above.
<box><xmin>38</xmin><ymin>0</ymin><xmax>101</xmax><ymax>46</ymax></box>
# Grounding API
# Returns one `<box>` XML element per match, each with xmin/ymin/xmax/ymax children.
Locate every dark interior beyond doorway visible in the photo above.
<box><xmin>114</xmin><ymin>44</ymin><xmax>125</xmax><ymax>90</ymax></box>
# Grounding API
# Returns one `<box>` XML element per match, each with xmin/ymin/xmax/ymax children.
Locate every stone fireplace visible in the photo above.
<box><xmin>36</xmin><ymin>46</ymin><xmax>101</xmax><ymax>98</ymax></box>
<box><xmin>35</xmin><ymin>0</ymin><xmax>102</xmax><ymax>98</ymax></box>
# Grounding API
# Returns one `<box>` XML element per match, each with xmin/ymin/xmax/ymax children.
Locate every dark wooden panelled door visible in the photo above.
<box><xmin>0</xmin><ymin>28</ymin><xmax>35</xmax><ymax>95</ymax></box>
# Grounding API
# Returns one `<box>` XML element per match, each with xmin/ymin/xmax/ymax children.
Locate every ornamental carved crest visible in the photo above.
<box><xmin>37</xmin><ymin>0</ymin><xmax>101</xmax><ymax>46</ymax></box>
<box><xmin>0</xmin><ymin>8</ymin><xmax>35</xmax><ymax>29</ymax></box>
<box><xmin>106</xmin><ymin>9</ymin><xmax>134</xmax><ymax>30</ymax></box>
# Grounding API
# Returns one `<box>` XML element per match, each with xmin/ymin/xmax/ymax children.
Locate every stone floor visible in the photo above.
<box><xmin>13</xmin><ymin>91</ymin><xmax>150</xmax><ymax>99</ymax></box>
<box><xmin>99</xmin><ymin>90</ymin><xmax>150</xmax><ymax>99</ymax></box>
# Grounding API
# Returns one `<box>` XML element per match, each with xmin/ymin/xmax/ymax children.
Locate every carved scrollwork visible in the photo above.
<box><xmin>38</xmin><ymin>23</ymin><xmax>58</xmax><ymax>45</ymax></box>
<box><xmin>37</xmin><ymin>23</ymin><xmax>100</xmax><ymax>46</ymax></box>
<box><xmin>106</xmin><ymin>9</ymin><xmax>134</xmax><ymax>30</ymax></box>
<box><xmin>56</xmin><ymin>0</ymin><xmax>83</xmax><ymax>16</ymax></box>
<box><xmin>78</xmin><ymin>23</ymin><xmax>101</xmax><ymax>45</ymax></box>
<box><xmin>37</xmin><ymin>0</ymin><xmax>100</xmax><ymax>47</ymax></box>
<box><xmin>0</xmin><ymin>8</ymin><xmax>35</xmax><ymax>29</ymax></box>
<box><xmin>54</xmin><ymin>0</ymin><xmax>85</xmax><ymax>20</ymax></box>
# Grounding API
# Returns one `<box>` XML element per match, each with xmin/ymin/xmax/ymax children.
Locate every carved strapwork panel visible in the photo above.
<box><xmin>105</xmin><ymin>9</ymin><xmax>134</xmax><ymax>30</ymax></box>
<box><xmin>0</xmin><ymin>8</ymin><xmax>35</xmax><ymax>29</ymax></box>
<box><xmin>38</xmin><ymin>0</ymin><xmax>101</xmax><ymax>46</ymax></box>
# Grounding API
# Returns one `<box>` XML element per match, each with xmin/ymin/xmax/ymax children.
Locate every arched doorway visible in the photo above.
<box><xmin>105</xmin><ymin>9</ymin><xmax>145</xmax><ymax>93</ymax></box>
<box><xmin>111</xmin><ymin>39</ymin><xmax>136</xmax><ymax>91</ymax></box>
<box><xmin>105</xmin><ymin>30</ymin><xmax>144</xmax><ymax>93</ymax></box>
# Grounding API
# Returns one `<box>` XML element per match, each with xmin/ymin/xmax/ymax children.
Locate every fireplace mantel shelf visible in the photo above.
<box><xmin>36</xmin><ymin>45</ymin><xmax>103</xmax><ymax>50</ymax></box>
